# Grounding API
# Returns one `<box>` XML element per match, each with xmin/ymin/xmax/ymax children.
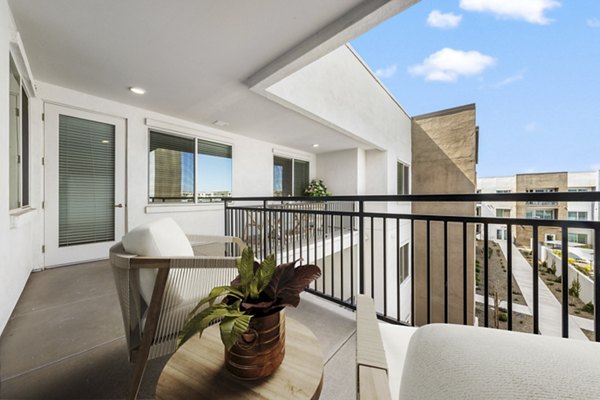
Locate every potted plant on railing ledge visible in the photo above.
<box><xmin>178</xmin><ymin>247</ymin><xmax>321</xmax><ymax>379</ymax></box>
<box><xmin>304</xmin><ymin>179</ymin><xmax>331</xmax><ymax>197</ymax></box>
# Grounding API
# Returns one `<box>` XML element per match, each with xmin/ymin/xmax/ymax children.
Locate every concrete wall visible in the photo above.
<box><xmin>542</xmin><ymin>247</ymin><xmax>594</xmax><ymax>305</ymax></box>
<box><xmin>515</xmin><ymin>172</ymin><xmax>567</xmax><ymax>246</ymax></box>
<box><xmin>411</xmin><ymin>104</ymin><xmax>477</xmax><ymax>326</ymax></box>
<box><xmin>316</xmin><ymin>149</ymin><xmax>361</xmax><ymax>195</ymax></box>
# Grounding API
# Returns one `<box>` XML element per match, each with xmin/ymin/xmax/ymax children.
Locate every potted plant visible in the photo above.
<box><xmin>178</xmin><ymin>247</ymin><xmax>321</xmax><ymax>379</ymax></box>
<box><xmin>304</xmin><ymin>179</ymin><xmax>331</xmax><ymax>197</ymax></box>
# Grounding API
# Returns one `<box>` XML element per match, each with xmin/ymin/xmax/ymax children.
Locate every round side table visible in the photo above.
<box><xmin>156</xmin><ymin>317</ymin><xmax>324</xmax><ymax>399</ymax></box>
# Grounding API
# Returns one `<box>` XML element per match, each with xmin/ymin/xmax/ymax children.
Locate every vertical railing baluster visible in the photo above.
<box><xmin>532</xmin><ymin>225</ymin><xmax>539</xmax><ymax>334</ymax></box>
<box><xmin>561</xmin><ymin>226</ymin><xmax>569</xmax><ymax>338</ymax></box>
<box><xmin>484</xmin><ymin>224</ymin><xmax>489</xmax><ymax>327</ymax></box>
<box><xmin>262</xmin><ymin>201</ymin><xmax>267</xmax><ymax>260</ymax></box>
<box><xmin>331</xmin><ymin>212</ymin><xmax>335</xmax><ymax>299</ymax></box>
<box><xmin>411</xmin><ymin>219</ymin><xmax>415</xmax><ymax>326</ymax></box>
<box><xmin>426</xmin><ymin>220</ymin><xmax>431</xmax><ymax>324</ymax></box>
<box><xmin>444</xmin><ymin>220</ymin><xmax>448</xmax><ymax>324</ymax></box>
<box><xmin>507</xmin><ymin>224</ymin><xmax>513</xmax><ymax>331</ymax></box>
<box><xmin>340</xmin><ymin>215</ymin><xmax>344</xmax><ymax>302</ymax></box>
<box><xmin>359</xmin><ymin>201</ymin><xmax>365</xmax><ymax>295</ymax></box>
<box><xmin>397</xmin><ymin>217</ymin><xmax>401</xmax><ymax>322</ymax></box>
<box><xmin>383</xmin><ymin>218</ymin><xmax>387</xmax><ymax>317</ymax></box>
<box><xmin>463</xmin><ymin>222</ymin><xmax>468</xmax><ymax>325</ymax></box>
<box><xmin>594</xmin><ymin>226</ymin><xmax>600</xmax><ymax>342</ymax></box>
<box><xmin>307</xmin><ymin>211</ymin><xmax>311</xmax><ymax>265</ymax></box>
<box><xmin>350</xmin><ymin>213</ymin><xmax>355</xmax><ymax>305</ymax></box>
<box><xmin>371</xmin><ymin>217</ymin><xmax>375</xmax><ymax>299</ymax></box>
<box><xmin>322</xmin><ymin>209</ymin><xmax>326</xmax><ymax>295</ymax></box>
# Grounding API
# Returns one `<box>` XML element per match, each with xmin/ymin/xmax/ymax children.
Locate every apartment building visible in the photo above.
<box><xmin>478</xmin><ymin>171</ymin><xmax>599</xmax><ymax>246</ymax></box>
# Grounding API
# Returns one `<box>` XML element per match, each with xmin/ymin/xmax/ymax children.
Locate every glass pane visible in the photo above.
<box><xmin>274</xmin><ymin>156</ymin><xmax>293</xmax><ymax>196</ymax></box>
<box><xmin>149</xmin><ymin>131</ymin><xmax>195</xmax><ymax>203</ymax></box>
<box><xmin>197</xmin><ymin>140</ymin><xmax>232</xmax><ymax>202</ymax></box>
<box><xmin>9</xmin><ymin>57</ymin><xmax>20</xmax><ymax>209</ymax></box>
<box><xmin>59</xmin><ymin>115</ymin><xmax>115</xmax><ymax>247</ymax></box>
<box><xmin>293</xmin><ymin>160</ymin><xmax>309</xmax><ymax>196</ymax></box>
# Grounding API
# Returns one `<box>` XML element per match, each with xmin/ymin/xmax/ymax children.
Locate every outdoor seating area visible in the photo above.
<box><xmin>0</xmin><ymin>258</ymin><xmax>357</xmax><ymax>399</ymax></box>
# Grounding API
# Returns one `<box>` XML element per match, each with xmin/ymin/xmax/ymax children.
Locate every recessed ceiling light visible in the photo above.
<box><xmin>129</xmin><ymin>87</ymin><xmax>146</xmax><ymax>95</ymax></box>
<box><xmin>312</xmin><ymin>144</ymin><xmax>319</xmax><ymax>148</ymax></box>
<box><xmin>213</xmin><ymin>120</ymin><xmax>229</xmax><ymax>127</ymax></box>
<box><xmin>101</xmin><ymin>140</ymin><xmax>110</xmax><ymax>144</ymax></box>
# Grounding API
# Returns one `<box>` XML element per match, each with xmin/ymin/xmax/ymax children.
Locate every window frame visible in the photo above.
<box><xmin>568</xmin><ymin>211</ymin><xmax>588</xmax><ymax>221</ymax></box>
<box><xmin>397</xmin><ymin>161</ymin><xmax>410</xmax><ymax>195</ymax></box>
<box><xmin>495</xmin><ymin>208</ymin><xmax>511</xmax><ymax>218</ymax></box>
<box><xmin>272</xmin><ymin>154</ymin><xmax>310</xmax><ymax>197</ymax></box>
<box><xmin>147</xmin><ymin>129</ymin><xmax>233</xmax><ymax>205</ymax></box>
<box><xmin>8</xmin><ymin>53</ymin><xmax>31</xmax><ymax>211</ymax></box>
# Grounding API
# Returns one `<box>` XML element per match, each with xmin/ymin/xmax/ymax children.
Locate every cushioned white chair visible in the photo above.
<box><xmin>357</xmin><ymin>295</ymin><xmax>600</xmax><ymax>400</ymax></box>
<box><xmin>109</xmin><ymin>218</ymin><xmax>246</xmax><ymax>400</ymax></box>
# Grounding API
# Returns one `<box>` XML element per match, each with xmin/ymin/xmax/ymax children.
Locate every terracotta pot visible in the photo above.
<box><xmin>224</xmin><ymin>309</ymin><xmax>286</xmax><ymax>380</ymax></box>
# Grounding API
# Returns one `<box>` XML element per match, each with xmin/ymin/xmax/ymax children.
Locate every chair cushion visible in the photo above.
<box><xmin>122</xmin><ymin>218</ymin><xmax>194</xmax><ymax>305</ymax></box>
<box><xmin>399</xmin><ymin>324</ymin><xmax>600</xmax><ymax>400</ymax></box>
<box><xmin>379</xmin><ymin>323</ymin><xmax>417</xmax><ymax>400</ymax></box>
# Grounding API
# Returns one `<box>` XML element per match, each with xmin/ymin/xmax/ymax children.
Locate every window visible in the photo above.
<box><xmin>497</xmin><ymin>229</ymin><xmax>507</xmax><ymax>240</ymax></box>
<box><xmin>568</xmin><ymin>233</ymin><xmax>588</xmax><ymax>244</ymax></box>
<box><xmin>397</xmin><ymin>162</ymin><xmax>409</xmax><ymax>195</ymax></box>
<box><xmin>496</xmin><ymin>209</ymin><xmax>511</xmax><ymax>218</ymax></box>
<box><xmin>568</xmin><ymin>187</ymin><xmax>593</xmax><ymax>192</ymax></box>
<box><xmin>568</xmin><ymin>211</ymin><xmax>588</xmax><ymax>221</ymax></box>
<box><xmin>273</xmin><ymin>156</ymin><xmax>309</xmax><ymax>196</ymax></box>
<box><xmin>148</xmin><ymin>131</ymin><xmax>232</xmax><ymax>203</ymax></box>
<box><xmin>399</xmin><ymin>243</ymin><xmax>409</xmax><ymax>282</ymax></box>
<box><xmin>525</xmin><ymin>209</ymin><xmax>556</xmax><ymax>219</ymax></box>
<box><xmin>496</xmin><ymin>189</ymin><xmax>511</xmax><ymax>193</ymax></box>
<box><xmin>9</xmin><ymin>55</ymin><xmax>30</xmax><ymax>209</ymax></box>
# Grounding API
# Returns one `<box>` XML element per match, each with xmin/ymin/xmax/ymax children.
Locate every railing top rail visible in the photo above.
<box><xmin>224</xmin><ymin>192</ymin><xmax>600</xmax><ymax>203</ymax></box>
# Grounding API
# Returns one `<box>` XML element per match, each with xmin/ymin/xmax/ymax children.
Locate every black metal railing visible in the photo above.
<box><xmin>224</xmin><ymin>192</ymin><xmax>600</xmax><ymax>341</ymax></box>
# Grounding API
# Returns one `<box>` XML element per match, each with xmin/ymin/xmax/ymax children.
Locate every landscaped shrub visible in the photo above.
<box><xmin>499</xmin><ymin>312</ymin><xmax>508</xmax><ymax>322</ymax></box>
<box><xmin>550</xmin><ymin>260</ymin><xmax>556</xmax><ymax>275</ymax></box>
<box><xmin>540</xmin><ymin>260</ymin><xmax>547</xmax><ymax>269</ymax></box>
<box><xmin>554</xmin><ymin>276</ymin><xmax>561</xmax><ymax>283</ymax></box>
<box><xmin>569</xmin><ymin>277</ymin><xmax>581</xmax><ymax>298</ymax></box>
<box><xmin>488</xmin><ymin>247</ymin><xmax>492</xmax><ymax>259</ymax></box>
<box><xmin>582</xmin><ymin>302</ymin><xmax>594</xmax><ymax>314</ymax></box>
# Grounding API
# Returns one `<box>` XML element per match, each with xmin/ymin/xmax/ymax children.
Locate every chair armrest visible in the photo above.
<box><xmin>356</xmin><ymin>295</ymin><xmax>391</xmax><ymax>400</ymax></box>
<box><xmin>130</xmin><ymin>255</ymin><xmax>240</xmax><ymax>269</ymax></box>
<box><xmin>186</xmin><ymin>234</ymin><xmax>247</xmax><ymax>252</ymax></box>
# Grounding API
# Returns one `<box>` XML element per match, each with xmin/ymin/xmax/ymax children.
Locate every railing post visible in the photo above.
<box><xmin>224</xmin><ymin>199</ymin><xmax>229</xmax><ymax>236</ymax></box>
<box><xmin>359</xmin><ymin>200</ymin><xmax>365</xmax><ymax>295</ymax></box>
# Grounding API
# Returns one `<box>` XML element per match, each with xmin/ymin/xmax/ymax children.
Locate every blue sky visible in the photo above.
<box><xmin>351</xmin><ymin>0</ymin><xmax>600</xmax><ymax>177</ymax></box>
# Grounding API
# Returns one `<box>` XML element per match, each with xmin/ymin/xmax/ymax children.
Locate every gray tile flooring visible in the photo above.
<box><xmin>0</xmin><ymin>261</ymin><xmax>357</xmax><ymax>399</ymax></box>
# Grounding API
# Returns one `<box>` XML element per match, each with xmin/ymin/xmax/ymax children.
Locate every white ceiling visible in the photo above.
<box><xmin>8</xmin><ymin>0</ymin><xmax>406</xmax><ymax>153</ymax></box>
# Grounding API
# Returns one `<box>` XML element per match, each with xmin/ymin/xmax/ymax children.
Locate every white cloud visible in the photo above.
<box><xmin>427</xmin><ymin>10</ymin><xmax>463</xmax><ymax>29</ymax></box>
<box><xmin>408</xmin><ymin>48</ymin><xmax>496</xmax><ymax>82</ymax></box>
<box><xmin>587</xmin><ymin>17</ymin><xmax>600</xmax><ymax>28</ymax></box>
<box><xmin>493</xmin><ymin>70</ymin><xmax>525</xmax><ymax>87</ymax></box>
<box><xmin>459</xmin><ymin>0</ymin><xmax>560</xmax><ymax>25</ymax></box>
<box><xmin>374</xmin><ymin>65</ymin><xmax>398</xmax><ymax>79</ymax></box>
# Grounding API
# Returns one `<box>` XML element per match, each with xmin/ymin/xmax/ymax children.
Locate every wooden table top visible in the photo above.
<box><xmin>156</xmin><ymin>316</ymin><xmax>324</xmax><ymax>400</ymax></box>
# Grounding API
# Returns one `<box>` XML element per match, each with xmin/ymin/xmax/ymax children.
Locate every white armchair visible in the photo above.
<box><xmin>109</xmin><ymin>218</ymin><xmax>246</xmax><ymax>400</ymax></box>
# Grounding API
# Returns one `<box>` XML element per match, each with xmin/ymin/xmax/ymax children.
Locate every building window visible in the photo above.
<box><xmin>568</xmin><ymin>211</ymin><xmax>588</xmax><ymax>220</ymax></box>
<box><xmin>497</xmin><ymin>229</ymin><xmax>507</xmax><ymax>240</ymax></box>
<box><xmin>496</xmin><ymin>209</ymin><xmax>511</xmax><ymax>218</ymax></box>
<box><xmin>148</xmin><ymin>131</ymin><xmax>232</xmax><ymax>203</ymax></box>
<box><xmin>568</xmin><ymin>187</ymin><xmax>593</xmax><ymax>192</ymax></box>
<box><xmin>273</xmin><ymin>156</ymin><xmax>309</xmax><ymax>196</ymax></box>
<box><xmin>397</xmin><ymin>162</ymin><xmax>409</xmax><ymax>195</ymax></box>
<box><xmin>525</xmin><ymin>209</ymin><xmax>556</xmax><ymax>219</ymax></box>
<box><xmin>399</xmin><ymin>243</ymin><xmax>409</xmax><ymax>282</ymax></box>
<box><xmin>9</xmin><ymin>55</ymin><xmax>30</xmax><ymax>210</ymax></box>
<box><xmin>496</xmin><ymin>189</ymin><xmax>511</xmax><ymax>193</ymax></box>
<box><xmin>568</xmin><ymin>233</ymin><xmax>588</xmax><ymax>244</ymax></box>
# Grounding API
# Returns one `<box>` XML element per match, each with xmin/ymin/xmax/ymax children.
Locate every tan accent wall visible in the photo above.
<box><xmin>515</xmin><ymin>172</ymin><xmax>567</xmax><ymax>247</ymax></box>
<box><xmin>411</xmin><ymin>105</ymin><xmax>477</xmax><ymax>326</ymax></box>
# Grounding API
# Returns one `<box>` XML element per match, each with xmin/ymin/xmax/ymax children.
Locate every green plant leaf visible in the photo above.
<box><xmin>219</xmin><ymin>314</ymin><xmax>253</xmax><ymax>350</ymax></box>
<box><xmin>187</xmin><ymin>285</ymin><xmax>243</xmax><ymax>317</ymax></box>
<box><xmin>178</xmin><ymin>302</ymin><xmax>244</xmax><ymax>348</ymax></box>
<box><xmin>237</xmin><ymin>247</ymin><xmax>255</xmax><ymax>294</ymax></box>
<box><xmin>277</xmin><ymin>264</ymin><xmax>321</xmax><ymax>308</ymax></box>
<box><xmin>254</xmin><ymin>254</ymin><xmax>276</xmax><ymax>298</ymax></box>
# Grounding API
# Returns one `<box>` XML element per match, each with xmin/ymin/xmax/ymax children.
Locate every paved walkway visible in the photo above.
<box><xmin>496</xmin><ymin>240</ymin><xmax>589</xmax><ymax>341</ymax></box>
<box><xmin>475</xmin><ymin>294</ymin><xmax>532</xmax><ymax>316</ymax></box>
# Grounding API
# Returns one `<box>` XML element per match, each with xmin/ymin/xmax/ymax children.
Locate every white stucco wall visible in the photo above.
<box><xmin>316</xmin><ymin>149</ymin><xmax>360</xmax><ymax>195</ymax></box>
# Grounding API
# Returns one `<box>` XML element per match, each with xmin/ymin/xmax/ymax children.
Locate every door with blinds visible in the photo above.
<box><xmin>44</xmin><ymin>104</ymin><xmax>125</xmax><ymax>267</ymax></box>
